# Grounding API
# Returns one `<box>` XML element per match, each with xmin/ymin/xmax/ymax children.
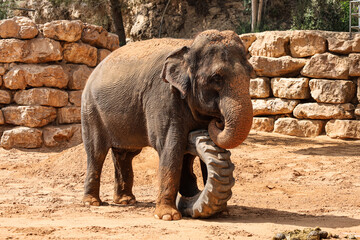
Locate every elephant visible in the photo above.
<box><xmin>81</xmin><ymin>30</ymin><xmax>254</xmax><ymax>221</ymax></box>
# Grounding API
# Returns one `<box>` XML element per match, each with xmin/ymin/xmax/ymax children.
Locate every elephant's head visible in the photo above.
<box><xmin>161</xmin><ymin>30</ymin><xmax>254</xmax><ymax>149</ymax></box>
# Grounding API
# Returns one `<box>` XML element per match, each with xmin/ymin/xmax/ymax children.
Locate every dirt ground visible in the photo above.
<box><xmin>0</xmin><ymin>131</ymin><xmax>359</xmax><ymax>240</ymax></box>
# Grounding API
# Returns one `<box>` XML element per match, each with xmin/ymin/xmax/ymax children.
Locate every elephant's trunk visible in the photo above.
<box><xmin>208</xmin><ymin>95</ymin><xmax>253</xmax><ymax>149</ymax></box>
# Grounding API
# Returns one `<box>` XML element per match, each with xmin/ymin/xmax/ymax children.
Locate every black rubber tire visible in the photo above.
<box><xmin>176</xmin><ymin>130</ymin><xmax>235</xmax><ymax>218</ymax></box>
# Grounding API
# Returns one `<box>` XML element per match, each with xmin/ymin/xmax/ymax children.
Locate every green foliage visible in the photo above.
<box><xmin>0</xmin><ymin>0</ymin><xmax>17</xmax><ymax>20</ymax></box>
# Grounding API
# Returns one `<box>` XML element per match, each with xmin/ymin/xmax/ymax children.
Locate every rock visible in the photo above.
<box><xmin>328</xmin><ymin>33</ymin><xmax>353</xmax><ymax>54</ymax></box>
<box><xmin>319</xmin><ymin>231</ymin><xmax>328</xmax><ymax>239</ymax></box>
<box><xmin>274</xmin><ymin>118</ymin><xmax>324</xmax><ymax>137</ymax></box>
<box><xmin>14</xmin><ymin>88</ymin><xmax>68</xmax><ymax>107</ymax></box>
<box><xmin>106</xmin><ymin>33</ymin><xmax>120</xmax><ymax>51</ymax></box>
<box><xmin>2</xmin><ymin>105</ymin><xmax>57</xmax><ymax>127</ymax></box>
<box><xmin>0</xmin><ymin>17</ymin><xmax>38</xmax><ymax>39</ymax></box>
<box><xmin>358</xmin><ymin>78</ymin><xmax>360</xmax><ymax>102</ymax></box>
<box><xmin>249</xmin><ymin>32</ymin><xmax>289</xmax><ymax>58</ymax></box>
<box><xmin>1</xmin><ymin>127</ymin><xmax>42</xmax><ymax>149</ymax></box>
<box><xmin>0</xmin><ymin>39</ymin><xmax>26</xmax><ymax>63</ymax></box>
<box><xmin>349</xmin><ymin>54</ymin><xmax>360</xmax><ymax>76</ymax></box>
<box><xmin>81</xmin><ymin>24</ymin><xmax>109</xmax><ymax>49</ymax></box>
<box><xmin>307</xmin><ymin>230</ymin><xmax>320</xmax><ymax>240</ymax></box>
<box><xmin>252</xmin><ymin>117</ymin><xmax>274</xmax><ymax>132</ymax></box>
<box><xmin>64</xmin><ymin>64</ymin><xmax>93</xmax><ymax>90</ymax></box>
<box><xmin>0</xmin><ymin>110</ymin><xmax>4</xmax><ymax>125</ymax></box>
<box><xmin>0</xmin><ymin>66</ymin><xmax>5</xmax><ymax>75</ymax></box>
<box><xmin>43</xmin><ymin>20</ymin><xmax>83</xmax><ymax>42</ymax></box>
<box><xmin>239</xmin><ymin>33</ymin><xmax>257</xmax><ymax>52</ymax></box>
<box><xmin>249</xmin><ymin>56</ymin><xmax>307</xmax><ymax>77</ymax></box>
<box><xmin>43</xmin><ymin>124</ymin><xmax>82</xmax><ymax>147</ymax></box>
<box><xmin>3</xmin><ymin>64</ymin><xmax>68</xmax><ymax>89</ymax></box>
<box><xmin>0</xmin><ymin>90</ymin><xmax>11</xmax><ymax>104</ymax></box>
<box><xmin>271</xmin><ymin>77</ymin><xmax>310</xmax><ymax>99</ymax></box>
<box><xmin>293</xmin><ymin>103</ymin><xmax>355</xmax><ymax>119</ymax></box>
<box><xmin>57</xmin><ymin>106</ymin><xmax>81</xmax><ymax>124</ymax></box>
<box><xmin>273</xmin><ymin>233</ymin><xmax>286</xmax><ymax>240</ymax></box>
<box><xmin>355</xmin><ymin>104</ymin><xmax>360</xmax><ymax>118</ymax></box>
<box><xmin>63</xmin><ymin>42</ymin><xmax>97</xmax><ymax>67</ymax></box>
<box><xmin>309</xmin><ymin>79</ymin><xmax>356</xmax><ymax>104</ymax></box>
<box><xmin>68</xmin><ymin>91</ymin><xmax>82</xmax><ymax>107</ymax></box>
<box><xmin>0</xmin><ymin>75</ymin><xmax>2</xmax><ymax>86</ymax></box>
<box><xmin>250</xmin><ymin>77</ymin><xmax>270</xmax><ymax>98</ymax></box>
<box><xmin>301</xmin><ymin>53</ymin><xmax>349</xmax><ymax>79</ymax></box>
<box><xmin>23</xmin><ymin>38</ymin><xmax>63</xmax><ymax>63</ymax></box>
<box><xmin>252</xmin><ymin>98</ymin><xmax>300</xmax><ymax>116</ymax></box>
<box><xmin>326</xmin><ymin>120</ymin><xmax>360</xmax><ymax>139</ymax></box>
<box><xmin>97</xmin><ymin>48</ymin><xmax>111</xmax><ymax>64</ymax></box>
<box><xmin>290</xmin><ymin>31</ymin><xmax>326</xmax><ymax>57</ymax></box>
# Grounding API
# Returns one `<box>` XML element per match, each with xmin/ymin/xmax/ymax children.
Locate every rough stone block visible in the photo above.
<box><xmin>0</xmin><ymin>39</ymin><xmax>26</xmax><ymax>63</ymax></box>
<box><xmin>14</xmin><ymin>88</ymin><xmax>68</xmax><ymax>107</ymax></box>
<box><xmin>355</xmin><ymin>104</ymin><xmax>360</xmax><ymax>118</ymax></box>
<box><xmin>325</xmin><ymin>120</ymin><xmax>360</xmax><ymax>139</ymax></box>
<box><xmin>249</xmin><ymin>56</ymin><xmax>307</xmax><ymax>77</ymax></box>
<box><xmin>3</xmin><ymin>64</ymin><xmax>68</xmax><ymax>90</ymax></box>
<box><xmin>0</xmin><ymin>75</ymin><xmax>2</xmax><ymax>86</ymax></box>
<box><xmin>106</xmin><ymin>33</ymin><xmax>120</xmax><ymax>51</ymax></box>
<box><xmin>328</xmin><ymin>36</ymin><xmax>353</xmax><ymax>54</ymax></box>
<box><xmin>68</xmin><ymin>91</ymin><xmax>82</xmax><ymax>106</ymax></box>
<box><xmin>293</xmin><ymin>103</ymin><xmax>354</xmax><ymax>120</ymax></box>
<box><xmin>57</xmin><ymin>106</ymin><xmax>81</xmax><ymax>124</ymax></box>
<box><xmin>252</xmin><ymin>98</ymin><xmax>300</xmax><ymax>116</ymax></box>
<box><xmin>301</xmin><ymin>53</ymin><xmax>349</xmax><ymax>80</ymax></box>
<box><xmin>249</xmin><ymin>32</ymin><xmax>289</xmax><ymax>58</ymax></box>
<box><xmin>0</xmin><ymin>66</ymin><xmax>5</xmax><ymax>75</ymax></box>
<box><xmin>64</xmin><ymin>64</ymin><xmax>93</xmax><ymax>90</ymax></box>
<box><xmin>358</xmin><ymin>78</ymin><xmax>360</xmax><ymax>103</ymax></box>
<box><xmin>271</xmin><ymin>78</ymin><xmax>310</xmax><ymax>99</ymax></box>
<box><xmin>43</xmin><ymin>20</ymin><xmax>83</xmax><ymax>42</ymax></box>
<box><xmin>0</xmin><ymin>17</ymin><xmax>38</xmax><ymax>39</ymax></box>
<box><xmin>2</xmin><ymin>105</ymin><xmax>57</xmax><ymax>127</ymax></box>
<box><xmin>239</xmin><ymin>33</ymin><xmax>257</xmax><ymax>52</ymax></box>
<box><xmin>250</xmin><ymin>77</ymin><xmax>270</xmax><ymax>98</ymax></box>
<box><xmin>97</xmin><ymin>49</ymin><xmax>111</xmax><ymax>64</ymax></box>
<box><xmin>309</xmin><ymin>79</ymin><xmax>356</xmax><ymax>104</ymax></box>
<box><xmin>81</xmin><ymin>24</ymin><xmax>109</xmax><ymax>49</ymax></box>
<box><xmin>290</xmin><ymin>31</ymin><xmax>326</xmax><ymax>58</ymax></box>
<box><xmin>23</xmin><ymin>38</ymin><xmax>63</xmax><ymax>63</ymax></box>
<box><xmin>63</xmin><ymin>42</ymin><xmax>97</xmax><ymax>67</ymax></box>
<box><xmin>349</xmin><ymin>54</ymin><xmax>360</xmax><ymax>77</ymax></box>
<box><xmin>274</xmin><ymin>117</ymin><xmax>324</xmax><ymax>137</ymax></box>
<box><xmin>0</xmin><ymin>90</ymin><xmax>11</xmax><ymax>104</ymax></box>
<box><xmin>43</xmin><ymin>124</ymin><xmax>82</xmax><ymax>147</ymax></box>
<box><xmin>251</xmin><ymin>117</ymin><xmax>274</xmax><ymax>132</ymax></box>
<box><xmin>1</xmin><ymin>127</ymin><xmax>42</xmax><ymax>149</ymax></box>
<box><xmin>0</xmin><ymin>110</ymin><xmax>4</xmax><ymax>125</ymax></box>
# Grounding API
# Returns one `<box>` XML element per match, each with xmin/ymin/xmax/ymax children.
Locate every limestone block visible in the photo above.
<box><xmin>293</xmin><ymin>103</ymin><xmax>354</xmax><ymax>120</ymax></box>
<box><xmin>68</xmin><ymin>91</ymin><xmax>82</xmax><ymax>106</ymax></box>
<box><xmin>2</xmin><ymin>105</ymin><xmax>57</xmax><ymax>127</ymax></box>
<box><xmin>358</xmin><ymin>78</ymin><xmax>360</xmax><ymax>102</ymax></box>
<box><xmin>43</xmin><ymin>124</ymin><xmax>82</xmax><ymax>147</ymax></box>
<box><xmin>0</xmin><ymin>17</ymin><xmax>38</xmax><ymax>39</ymax></box>
<box><xmin>57</xmin><ymin>106</ymin><xmax>81</xmax><ymax>124</ymax></box>
<box><xmin>250</xmin><ymin>77</ymin><xmax>270</xmax><ymax>98</ymax></box>
<box><xmin>0</xmin><ymin>75</ymin><xmax>2</xmax><ymax>86</ymax></box>
<box><xmin>81</xmin><ymin>24</ymin><xmax>109</xmax><ymax>49</ymax></box>
<box><xmin>63</xmin><ymin>42</ymin><xmax>97</xmax><ymax>67</ymax></box>
<box><xmin>252</xmin><ymin>98</ymin><xmax>299</xmax><ymax>116</ymax></box>
<box><xmin>239</xmin><ymin>33</ymin><xmax>257</xmax><ymax>52</ymax></box>
<box><xmin>249</xmin><ymin>56</ymin><xmax>307</xmax><ymax>77</ymax></box>
<box><xmin>3</xmin><ymin>64</ymin><xmax>68</xmax><ymax>90</ymax></box>
<box><xmin>0</xmin><ymin>66</ymin><xmax>5</xmax><ymax>75</ymax></box>
<box><xmin>0</xmin><ymin>110</ymin><xmax>4</xmax><ymax>125</ymax></box>
<box><xmin>14</xmin><ymin>88</ymin><xmax>68</xmax><ymax>107</ymax></box>
<box><xmin>97</xmin><ymin>49</ymin><xmax>111</xmax><ymax>64</ymax></box>
<box><xmin>274</xmin><ymin>118</ymin><xmax>324</xmax><ymax>137</ymax></box>
<box><xmin>1</xmin><ymin>127</ymin><xmax>42</xmax><ymax>149</ymax></box>
<box><xmin>64</xmin><ymin>64</ymin><xmax>93</xmax><ymax>90</ymax></box>
<box><xmin>251</xmin><ymin>117</ymin><xmax>274</xmax><ymax>132</ymax></box>
<box><xmin>309</xmin><ymin>79</ymin><xmax>356</xmax><ymax>104</ymax></box>
<box><xmin>23</xmin><ymin>38</ymin><xmax>63</xmax><ymax>63</ymax></box>
<box><xmin>355</xmin><ymin>104</ymin><xmax>360</xmax><ymax>117</ymax></box>
<box><xmin>301</xmin><ymin>53</ymin><xmax>349</xmax><ymax>80</ymax></box>
<box><xmin>325</xmin><ymin>120</ymin><xmax>360</xmax><ymax>139</ymax></box>
<box><xmin>0</xmin><ymin>90</ymin><xmax>11</xmax><ymax>104</ymax></box>
<box><xmin>106</xmin><ymin>33</ymin><xmax>120</xmax><ymax>51</ymax></box>
<box><xmin>328</xmin><ymin>37</ymin><xmax>353</xmax><ymax>54</ymax></box>
<box><xmin>349</xmin><ymin>54</ymin><xmax>360</xmax><ymax>76</ymax></box>
<box><xmin>271</xmin><ymin>78</ymin><xmax>310</xmax><ymax>99</ymax></box>
<box><xmin>0</xmin><ymin>39</ymin><xmax>26</xmax><ymax>63</ymax></box>
<box><xmin>290</xmin><ymin>31</ymin><xmax>326</xmax><ymax>58</ymax></box>
<box><xmin>43</xmin><ymin>20</ymin><xmax>83</xmax><ymax>42</ymax></box>
<box><xmin>249</xmin><ymin>32</ymin><xmax>289</xmax><ymax>58</ymax></box>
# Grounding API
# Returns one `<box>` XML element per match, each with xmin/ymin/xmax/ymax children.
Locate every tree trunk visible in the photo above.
<box><xmin>257</xmin><ymin>0</ymin><xmax>264</xmax><ymax>29</ymax></box>
<box><xmin>109</xmin><ymin>0</ymin><xmax>126</xmax><ymax>46</ymax></box>
<box><xmin>251</xmin><ymin>0</ymin><xmax>258</xmax><ymax>32</ymax></box>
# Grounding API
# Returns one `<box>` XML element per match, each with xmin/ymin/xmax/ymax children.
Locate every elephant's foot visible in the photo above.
<box><xmin>154</xmin><ymin>204</ymin><xmax>182</xmax><ymax>221</ymax></box>
<box><xmin>114</xmin><ymin>193</ymin><xmax>136</xmax><ymax>205</ymax></box>
<box><xmin>83</xmin><ymin>194</ymin><xmax>101</xmax><ymax>206</ymax></box>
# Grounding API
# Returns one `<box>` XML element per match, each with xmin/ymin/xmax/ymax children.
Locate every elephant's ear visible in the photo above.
<box><xmin>161</xmin><ymin>46</ymin><xmax>190</xmax><ymax>99</ymax></box>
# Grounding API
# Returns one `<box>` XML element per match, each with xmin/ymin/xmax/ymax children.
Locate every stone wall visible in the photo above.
<box><xmin>242</xmin><ymin>30</ymin><xmax>360</xmax><ymax>140</ymax></box>
<box><xmin>0</xmin><ymin>17</ymin><xmax>119</xmax><ymax>149</ymax></box>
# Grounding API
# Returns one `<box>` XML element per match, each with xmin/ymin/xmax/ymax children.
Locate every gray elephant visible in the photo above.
<box><xmin>81</xmin><ymin>30</ymin><xmax>254</xmax><ymax>220</ymax></box>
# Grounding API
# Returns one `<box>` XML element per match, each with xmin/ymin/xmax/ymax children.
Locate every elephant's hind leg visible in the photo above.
<box><xmin>112</xmin><ymin>148</ymin><xmax>141</xmax><ymax>205</ymax></box>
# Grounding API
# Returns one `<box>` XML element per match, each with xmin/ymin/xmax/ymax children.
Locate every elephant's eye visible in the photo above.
<box><xmin>210</xmin><ymin>74</ymin><xmax>222</xmax><ymax>84</ymax></box>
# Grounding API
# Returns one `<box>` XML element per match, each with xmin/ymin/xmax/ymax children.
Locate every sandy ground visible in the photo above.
<box><xmin>0</xmin><ymin>131</ymin><xmax>359</xmax><ymax>240</ymax></box>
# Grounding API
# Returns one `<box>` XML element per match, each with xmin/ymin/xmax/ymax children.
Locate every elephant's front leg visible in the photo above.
<box><xmin>154</xmin><ymin>141</ymin><xmax>185</xmax><ymax>221</ymax></box>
